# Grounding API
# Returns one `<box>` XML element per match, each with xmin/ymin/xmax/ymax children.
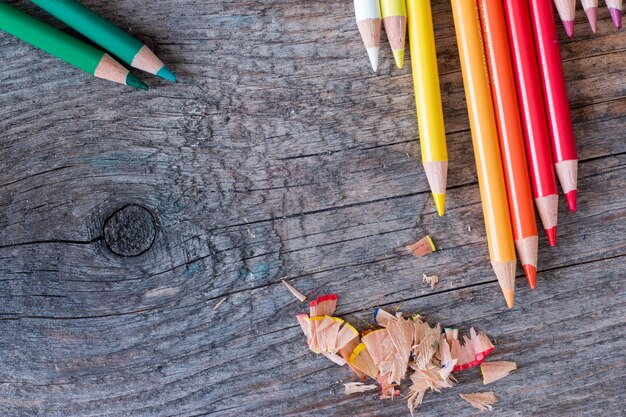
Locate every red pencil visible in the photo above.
<box><xmin>530</xmin><ymin>0</ymin><xmax>578</xmax><ymax>212</ymax></box>
<box><xmin>503</xmin><ymin>0</ymin><xmax>559</xmax><ymax>246</ymax></box>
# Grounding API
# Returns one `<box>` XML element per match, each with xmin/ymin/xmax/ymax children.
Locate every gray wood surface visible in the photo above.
<box><xmin>0</xmin><ymin>0</ymin><xmax>625</xmax><ymax>415</ymax></box>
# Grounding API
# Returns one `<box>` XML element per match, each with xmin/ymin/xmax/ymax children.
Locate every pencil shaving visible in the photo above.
<box><xmin>343</xmin><ymin>382</ymin><xmax>377</xmax><ymax>395</ymax></box>
<box><xmin>213</xmin><ymin>298</ymin><xmax>226</xmax><ymax>309</ymax></box>
<box><xmin>460</xmin><ymin>392</ymin><xmax>498</xmax><ymax>410</ymax></box>
<box><xmin>481</xmin><ymin>361</ymin><xmax>517</xmax><ymax>384</ymax></box>
<box><xmin>406</xmin><ymin>235</ymin><xmax>436</xmax><ymax>257</ymax></box>
<box><xmin>281</xmin><ymin>279</ymin><xmax>306</xmax><ymax>302</ymax></box>
<box><xmin>422</xmin><ymin>273</ymin><xmax>439</xmax><ymax>289</ymax></box>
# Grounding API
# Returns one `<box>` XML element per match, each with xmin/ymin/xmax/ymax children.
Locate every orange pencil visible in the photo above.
<box><xmin>452</xmin><ymin>0</ymin><xmax>517</xmax><ymax>308</ymax></box>
<box><xmin>478</xmin><ymin>0</ymin><xmax>539</xmax><ymax>289</ymax></box>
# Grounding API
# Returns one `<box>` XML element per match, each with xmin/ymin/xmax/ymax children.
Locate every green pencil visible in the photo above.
<box><xmin>30</xmin><ymin>0</ymin><xmax>176</xmax><ymax>82</ymax></box>
<box><xmin>0</xmin><ymin>2</ymin><xmax>147</xmax><ymax>89</ymax></box>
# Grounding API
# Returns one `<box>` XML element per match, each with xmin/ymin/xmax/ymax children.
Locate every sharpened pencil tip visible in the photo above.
<box><xmin>545</xmin><ymin>226</ymin><xmax>557</xmax><ymax>247</ymax></box>
<box><xmin>584</xmin><ymin>7</ymin><xmax>597</xmax><ymax>33</ymax></box>
<box><xmin>392</xmin><ymin>49</ymin><xmax>404</xmax><ymax>69</ymax></box>
<box><xmin>157</xmin><ymin>66</ymin><xmax>177</xmax><ymax>82</ymax></box>
<box><xmin>563</xmin><ymin>20</ymin><xmax>574</xmax><ymax>38</ymax></box>
<box><xmin>565</xmin><ymin>190</ymin><xmax>577</xmax><ymax>212</ymax></box>
<box><xmin>609</xmin><ymin>8</ymin><xmax>622</xmax><ymax>30</ymax></box>
<box><xmin>523</xmin><ymin>265</ymin><xmax>537</xmax><ymax>290</ymax></box>
<box><xmin>126</xmin><ymin>73</ymin><xmax>149</xmax><ymax>90</ymax></box>
<box><xmin>366</xmin><ymin>47</ymin><xmax>379</xmax><ymax>72</ymax></box>
<box><xmin>503</xmin><ymin>290</ymin><xmax>514</xmax><ymax>309</ymax></box>
<box><xmin>433</xmin><ymin>193</ymin><xmax>445</xmax><ymax>217</ymax></box>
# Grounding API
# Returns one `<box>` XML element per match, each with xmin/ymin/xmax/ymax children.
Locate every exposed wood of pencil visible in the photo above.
<box><xmin>479</xmin><ymin>0</ymin><xmax>539</xmax><ymax>289</ymax></box>
<box><xmin>132</xmin><ymin>45</ymin><xmax>168</xmax><ymax>75</ymax></box>
<box><xmin>380</xmin><ymin>0</ymin><xmax>407</xmax><ymax>69</ymax></box>
<box><xmin>94</xmin><ymin>53</ymin><xmax>132</xmax><ymax>85</ymax></box>
<box><xmin>451</xmin><ymin>0</ymin><xmax>517</xmax><ymax>308</ymax></box>
<box><xmin>581</xmin><ymin>0</ymin><xmax>599</xmax><ymax>32</ymax></box>
<box><xmin>554</xmin><ymin>0</ymin><xmax>577</xmax><ymax>37</ymax></box>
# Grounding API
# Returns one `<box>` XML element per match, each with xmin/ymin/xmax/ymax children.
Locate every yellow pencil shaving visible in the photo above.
<box><xmin>407</xmin><ymin>235</ymin><xmax>436</xmax><ymax>257</ymax></box>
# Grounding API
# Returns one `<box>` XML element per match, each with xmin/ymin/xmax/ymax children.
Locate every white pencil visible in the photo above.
<box><xmin>354</xmin><ymin>0</ymin><xmax>382</xmax><ymax>71</ymax></box>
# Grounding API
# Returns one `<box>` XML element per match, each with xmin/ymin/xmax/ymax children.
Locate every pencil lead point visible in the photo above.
<box><xmin>126</xmin><ymin>73</ymin><xmax>149</xmax><ymax>90</ymax></box>
<box><xmin>503</xmin><ymin>290</ymin><xmax>514</xmax><ymax>309</ymax></box>
<box><xmin>545</xmin><ymin>226</ymin><xmax>557</xmax><ymax>247</ymax></box>
<box><xmin>366</xmin><ymin>47</ymin><xmax>379</xmax><ymax>72</ymax></box>
<box><xmin>564</xmin><ymin>190</ymin><xmax>577</xmax><ymax>212</ymax></box>
<box><xmin>433</xmin><ymin>193</ymin><xmax>445</xmax><ymax>217</ymax></box>
<box><xmin>156</xmin><ymin>66</ymin><xmax>177</xmax><ymax>82</ymax></box>
<box><xmin>523</xmin><ymin>265</ymin><xmax>537</xmax><ymax>290</ymax></box>
<box><xmin>584</xmin><ymin>7</ymin><xmax>598</xmax><ymax>33</ymax></box>
<box><xmin>563</xmin><ymin>20</ymin><xmax>574</xmax><ymax>38</ymax></box>
<box><xmin>609</xmin><ymin>8</ymin><xmax>622</xmax><ymax>30</ymax></box>
<box><xmin>392</xmin><ymin>49</ymin><xmax>404</xmax><ymax>69</ymax></box>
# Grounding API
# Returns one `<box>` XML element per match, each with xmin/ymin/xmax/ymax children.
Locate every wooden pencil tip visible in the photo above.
<box><xmin>584</xmin><ymin>7</ymin><xmax>598</xmax><ymax>33</ymax></box>
<box><xmin>523</xmin><ymin>265</ymin><xmax>537</xmax><ymax>290</ymax></box>
<box><xmin>433</xmin><ymin>193</ymin><xmax>445</xmax><ymax>217</ymax></box>
<box><xmin>491</xmin><ymin>261</ymin><xmax>516</xmax><ymax>309</ymax></box>
<box><xmin>565</xmin><ymin>190</ymin><xmax>577</xmax><ymax>212</ymax></box>
<box><xmin>156</xmin><ymin>66</ymin><xmax>177</xmax><ymax>83</ymax></box>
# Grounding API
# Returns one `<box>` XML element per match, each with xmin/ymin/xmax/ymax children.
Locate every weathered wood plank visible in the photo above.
<box><xmin>0</xmin><ymin>0</ymin><xmax>624</xmax><ymax>415</ymax></box>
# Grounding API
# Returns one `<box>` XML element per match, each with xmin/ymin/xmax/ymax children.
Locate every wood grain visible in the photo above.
<box><xmin>0</xmin><ymin>0</ymin><xmax>624</xmax><ymax>415</ymax></box>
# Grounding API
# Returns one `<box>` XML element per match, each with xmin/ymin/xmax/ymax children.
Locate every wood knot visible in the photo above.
<box><xmin>103</xmin><ymin>205</ymin><xmax>157</xmax><ymax>257</ymax></box>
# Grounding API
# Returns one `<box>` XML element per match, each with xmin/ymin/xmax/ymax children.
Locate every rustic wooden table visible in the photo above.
<box><xmin>1</xmin><ymin>0</ymin><xmax>625</xmax><ymax>415</ymax></box>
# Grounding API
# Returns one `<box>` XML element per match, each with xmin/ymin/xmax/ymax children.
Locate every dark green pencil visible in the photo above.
<box><xmin>0</xmin><ymin>2</ymin><xmax>147</xmax><ymax>89</ymax></box>
<box><xmin>30</xmin><ymin>0</ymin><xmax>176</xmax><ymax>82</ymax></box>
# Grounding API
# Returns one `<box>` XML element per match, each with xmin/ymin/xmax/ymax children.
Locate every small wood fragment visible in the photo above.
<box><xmin>422</xmin><ymin>273</ymin><xmax>439</xmax><ymax>289</ymax></box>
<box><xmin>282</xmin><ymin>279</ymin><xmax>307</xmax><ymax>302</ymax></box>
<box><xmin>481</xmin><ymin>361</ymin><xmax>517</xmax><ymax>384</ymax></box>
<box><xmin>213</xmin><ymin>298</ymin><xmax>227</xmax><ymax>310</ymax></box>
<box><xmin>406</xmin><ymin>235</ymin><xmax>436</xmax><ymax>257</ymax></box>
<box><xmin>459</xmin><ymin>392</ymin><xmax>498</xmax><ymax>411</ymax></box>
<box><xmin>343</xmin><ymin>382</ymin><xmax>378</xmax><ymax>395</ymax></box>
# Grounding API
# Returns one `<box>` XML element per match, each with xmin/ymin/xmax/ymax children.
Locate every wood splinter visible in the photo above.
<box><xmin>460</xmin><ymin>391</ymin><xmax>498</xmax><ymax>410</ymax></box>
<box><xmin>481</xmin><ymin>361</ymin><xmax>517</xmax><ymax>384</ymax></box>
<box><xmin>281</xmin><ymin>279</ymin><xmax>307</xmax><ymax>302</ymax></box>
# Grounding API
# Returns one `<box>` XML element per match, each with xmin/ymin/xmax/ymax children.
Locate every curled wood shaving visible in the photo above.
<box><xmin>459</xmin><ymin>392</ymin><xmax>498</xmax><ymax>410</ymax></box>
<box><xmin>406</xmin><ymin>235</ymin><xmax>436</xmax><ymax>257</ymax></box>
<box><xmin>481</xmin><ymin>361</ymin><xmax>517</xmax><ymax>384</ymax></box>
<box><xmin>282</xmin><ymin>279</ymin><xmax>306</xmax><ymax>302</ymax></box>
<box><xmin>422</xmin><ymin>273</ymin><xmax>439</xmax><ymax>289</ymax></box>
<box><xmin>343</xmin><ymin>382</ymin><xmax>378</xmax><ymax>395</ymax></box>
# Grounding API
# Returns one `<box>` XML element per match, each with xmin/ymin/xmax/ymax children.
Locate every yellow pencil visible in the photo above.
<box><xmin>380</xmin><ymin>0</ymin><xmax>407</xmax><ymax>69</ymax></box>
<box><xmin>451</xmin><ymin>0</ymin><xmax>517</xmax><ymax>308</ymax></box>
<box><xmin>406</xmin><ymin>0</ymin><xmax>448</xmax><ymax>217</ymax></box>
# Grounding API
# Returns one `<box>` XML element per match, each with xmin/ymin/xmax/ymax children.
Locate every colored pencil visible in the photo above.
<box><xmin>581</xmin><ymin>0</ymin><xmax>599</xmax><ymax>32</ymax></box>
<box><xmin>380</xmin><ymin>0</ymin><xmax>407</xmax><ymax>69</ymax></box>
<box><xmin>606</xmin><ymin>0</ymin><xmax>623</xmax><ymax>29</ymax></box>
<box><xmin>504</xmin><ymin>0</ymin><xmax>560</xmax><ymax>246</ymax></box>
<box><xmin>354</xmin><ymin>0</ymin><xmax>382</xmax><ymax>71</ymax></box>
<box><xmin>451</xmin><ymin>0</ymin><xmax>517</xmax><ymax>308</ymax></box>
<box><xmin>29</xmin><ymin>0</ymin><xmax>176</xmax><ymax>82</ymax></box>
<box><xmin>0</xmin><ymin>2</ymin><xmax>147</xmax><ymax>89</ymax></box>
<box><xmin>530</xmin><ymin>0</ymin><xmax>579</xmax><ymax>212</ymax></box>
<box><xmin>478</xmin><ymin>0</ymin><xmax>539</xmax><ymax>289</ymax></box>
<box><xmin>553</xmin><ymin>0</ymin><xmax>576</xmax><ymax>37</ymax></box>
<box><xmin>406</xmin><ymin>0</ymin><xmax>448</xmax><ymax>216</ymax></box>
